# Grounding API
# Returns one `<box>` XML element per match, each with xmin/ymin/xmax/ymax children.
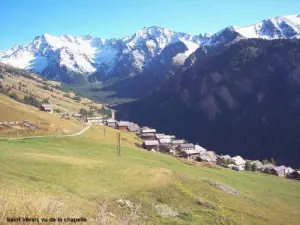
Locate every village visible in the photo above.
<box><xmin>34</xmin><ymin>104</ymin><xmax>300</xmax><ymax>181</ymax></box>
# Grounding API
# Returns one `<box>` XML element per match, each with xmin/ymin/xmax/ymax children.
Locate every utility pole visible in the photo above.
<box><xmin>116</xmin><ymin>132</ymin><xmax>121</xmax><ymax>157</ymax></box>
<box><xmin>103</xmin><ymin>125</ymin><xmax>106</xmax><ymax>137</ymax></box>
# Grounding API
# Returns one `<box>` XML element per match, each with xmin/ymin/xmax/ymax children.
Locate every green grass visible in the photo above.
<box><xmin>0</xmin><ymin>126</ymin><xmax>300</xmax><ymax>224</ymax></box>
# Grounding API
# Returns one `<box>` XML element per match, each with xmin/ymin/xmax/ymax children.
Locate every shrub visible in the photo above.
<box><xmin>42</xmin><ymin>98</ymin><xmax>50</xmax><ymax>104</ymax></box>
<box><xmin>8</xmin><ymin>92</ymin><xmax>21</xmax><ymax>102</ymax></box>
<box><xmin>23</xmin><ymin>95</ymin><xmax>41</xmax><ymax>108</ymax></box>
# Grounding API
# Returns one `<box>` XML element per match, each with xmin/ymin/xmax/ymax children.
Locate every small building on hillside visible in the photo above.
<box><xmin>127</xmin><ymin>123</ymin><xmax>140</xmax><ymax>133</ymax></box>
<box><xmin>194</xmin><ymin>145</ymin><xmax>207</xmax><ymax>154</ymax></box>
<box><xmin>106</xmin><ymin>119</ymin><xmax>117</xmax><ymax>128</ymax></box>
<box><xmin>40</xmin><ymin>104</ymin><xmax>53</xmax><ymax>112</ymax></box>
<box><xmin>117</xmin><ymin>121</ymin><xmax>130</xmax><ymax>131</ymax></box>
<box><xmin>285</xmin><ymin>167</ymin><xmax>295</xmax><ymax>175</ymax></box>
<box><xmin>232</xmin><ymin>165</ymin><xmax>245</xmax><ymax>171</ymax></box>
<box><xmin>72</xmin><ymin>113</ymin><xmax>83</xmax><ymax>118</ymax></box>
<box><xmin>141</xmin><ymin>128</ymin><xmax>156</xmax><ymax>134</ymax></box>
<box><xmin>171</xmin><ymin>139</ymin><xmax>185</xmax><ymax>147</ymax></box>
<box><xmin>287</xmin><ymin>170</ymin><xmax>300</xmax><ymax>181</ymax></box>
<box><xmin>232</xmin><ymin>156</ymin><xmax>246</xmax><ymax>167</ymax></box>
<box><xmin>158</xmin><ymin>138</ymin><xmax>172</xmax><ymax>145</ymax></box>
<box><xmin>180</xmin><ymin>149</ymin><xmax>201</xmax><ymax>160</ymax></box>
<box><xmin>176</xmin><ymin>143</ymin><xmax>195</xmax><ymax>152</ymax></box>
<box><xmin>143</xmin><ymin>140</ymin><xmax>159</xmax><ymax>151</ymax></box>
<box><xmin>271</xmin><ymin>166</ymin><xmax>287</xmax><ymax>177</ymax></box>
<box><xmin>86</xmin><ymin>117</ymin><xmax>103</xmax><ymax>124</ymax></box>
<box><xmin>140</xmin><ymin>133</ymin><xmax>156</xmax><ymax>140</ymax></box>
<box><xmin>197</xmin><ymin>151</ymin><xmax>217</xmax><ymax>163</ymax></box>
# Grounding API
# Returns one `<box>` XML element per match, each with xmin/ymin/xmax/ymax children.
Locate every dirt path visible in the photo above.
<box><xmin>0</xmin><ymin>124</ymin><xmax>91</xmax><ymax>140</ymax></box>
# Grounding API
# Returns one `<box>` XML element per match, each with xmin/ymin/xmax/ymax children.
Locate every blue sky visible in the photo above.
<box><xmin>0</xmin><ymin>0</ymin><xmax>299</xmax><ymax>49</ymax></box>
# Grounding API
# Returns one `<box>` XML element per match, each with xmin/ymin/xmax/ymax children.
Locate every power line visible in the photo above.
<box><xmin>117</xmin><ymin>132</ymin><xmax>121</xmax><ymax>157</ymax></box>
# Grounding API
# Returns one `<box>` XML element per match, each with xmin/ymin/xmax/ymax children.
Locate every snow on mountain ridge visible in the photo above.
<box><xmin>1</xmin><ymin>14</ymin><xmax>300</xmax><ymax>82</ymax></box>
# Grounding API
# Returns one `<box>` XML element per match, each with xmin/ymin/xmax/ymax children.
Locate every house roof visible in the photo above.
<box><xmin>141</xmin><ymin>133</ymin><xmax>155</xmax><ymax>137</ymax></box>
<box><xmin>232</xmin><ymin>156</ymin><xmax>246</xmax><ymax>165</ymax></box>
<box><xmin>220</xmin><ymin>155</ymin><xmax>231</xmax><ymax>160</ymax></box>
<box><xmin>87</xmin><ymin>117</ymin><xmax>102</xmax><ymax>120</ymax></box>
<box><xmin>128</xmin><ymin>124</ymin><xmax>140</xmax><ymax>131</ymax></box>
<box><xmin>118</xmin><ymin>121</ymin><xmax>130</xmax><ymax>126</ymax></box>
<box><xmin>273</xmin><ymin>165</ymin><xmax>286</xmax><ymax>172</ymax></box>
<box><xmin>180</xmin><ymin>143</ymin><xmax>194</xmax><ymax>148</ymax></box>
<box><xmin>172</xmin><ymin>140</ymin><xmax>185</xmax><ymax>144</ymax></box>
<box><xmin>195</xmin><ymin>145</ymin><xmax>207</xmax><ymax>153</ymax></box>
<box><xmin>142</xmin><ymin>128</ymin><xmax>156</xmax><ymax>133</ymax></box>
<box><xmin>144</xmin><ymin>140</ymin><xmax>159</xmax><ymax>146</ymax></box>
<box><xmin>158</xmin><ymin>139</ymin><xmax>172</xmax><ymax>144</ymax></box>
<box><xmin>41</xmin><ymin>104</ymin><xmax>52</xmax><ymax>109</ymax></box>
<box><xmin>183</xmin><ymin>149</ymin><xmax>201</xmax><ymax>155</ymax></box>
<box><xmin>107</xmin><ymin>119</ymin><xmax>116</xmax><ymax>123</ymax></box>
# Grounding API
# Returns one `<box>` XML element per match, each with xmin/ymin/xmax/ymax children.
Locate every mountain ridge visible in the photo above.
<box><xmin>1</xmin><ymin>14</ymin><xmax>300</xmax><ymax>84</ymax></box>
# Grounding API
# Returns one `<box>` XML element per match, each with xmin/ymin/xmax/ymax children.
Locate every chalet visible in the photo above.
<box><xmin>158</xmin><ymin>138</ymin><xmax>172</xmax><ymax>145</ymax></box>
<box><xmin>180</xmin><ymin>149</ymin><xmax>201</xmax><ymax>160</ymax></box>
<box><xmin>285</xmin><ymin>167</ymin><xmax>295</xmax><ymax>175</ymax></box>
<box><xmin>117</xmin><ymin>121</ymin><xmax>130</xmax><ymax>131</ymax></box>
<box><xmin>195</xmin><ymin>145</ymin><xmax>207</xmax><ymax>154</ymax></box>
<box><xmin>155</xmin><ymin>133</ymin><xmax>165</xmax><ymax>139</ymax></box>
<box><xmin>141</xmin><ymin>128</ymin><xmax>156</xmax><ymax>134</ymax></box>
<box><xmin>271</xmin><ymin>165</ymin><xmax>287</xmax><ymax>177</ymax></box>
<box><xmin>143</xmin><ymin>140</ymin><xmax>159</xmax><ymax>151</ymax></box>
<box><xmin>232</xmin><ymin>165</ymin><xmax>245</xmax><ymax>171</ymax></box>
<box><xmin>86</xmin><ymin>117</ymin><xmax>103</xmax><ymax>124</ymax></box>
<box><xmin>197</xmin><ymin>151</ymin><xmax>217</xmax><ymax>163</ymax></box>
<box><xmin>40</xmin><ymin>104</ymin><xmax>53</xmax><ymax>112</ymax></box>
<box><xmin>287</xmin><ymin>170</ymin><xmax>300</xmax><ymax>181</ymax></box>
<box><xmin>232</xmin><ymin>156</ymin><xmax>246</xmax><ymax>167</ymax></box>
<box><xmin>159</xmin><ymin>144</ymin><xmax>175</xmax><ymax>154</ymax></box>
<box><xmin>73</xmin><ymin>113</ymin><xmax>83</xmax><ymax>118</ymax></box>
<box><xmin>140</xmin><ymin>133</ymin><xmax>156</xmax><ymax>140</ymax></box>
<box><xmin>127</xmin><ymin>123</ymin><xmax>140</xmax><ymax>132</ymax></box>
<box><xmin>171</xmin><ymin>139</ymin><xmax>185</xmax><ymax>147</ymax></box>
<box><xmin>176</xmin><ymin>143</ymin><xmax>194</xmax><ymax>152</ymax></box>
<box><xmin>106</xmin><ymin>119</ymin><xmax>117</xmax><ymax>128</ymax></box>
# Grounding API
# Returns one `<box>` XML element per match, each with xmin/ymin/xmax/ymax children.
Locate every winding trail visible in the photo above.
<box><xmin>0</xmin><ymin>124</ymin><xmax>91</xmax><ymax>140</ymax></box>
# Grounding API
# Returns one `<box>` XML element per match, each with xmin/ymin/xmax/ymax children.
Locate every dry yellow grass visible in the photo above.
<box><xmin>2</xmin><ymin>73</ymin><xmax>102</xmax><ymax>114</ymax></box>
<box><xmin>0</xmin><ymin>94</ymin><xmax>85</xmax><ymax>137</ymax></box>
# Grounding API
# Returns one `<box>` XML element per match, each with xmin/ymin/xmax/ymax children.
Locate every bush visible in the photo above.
<box><xmin>79</xmin><ymin>108</ymin><xmax>94</xmax><ymax>117</ymax></box>
<box><xmin>23</xmin><ymin>95</ymin><xmax>42</xmax><ymax>108</ymax></box>
<box><xmin>8</xmin><ymin>92</ymin><xmax>21</xmax><ymax>102</ymax></box>
<box><xmin>53</xmin><ymin>108</ymin><xmax>62</xmax><ymax>113</ymax></box>
<box><xmin>42</xmin><ymin>98</ymin><xmax>50</xmax><ymax>104</ymax></box>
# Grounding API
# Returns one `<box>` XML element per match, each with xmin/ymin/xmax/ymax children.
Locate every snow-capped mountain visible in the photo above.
<box><xmin>0</xmin><ymin>26</ymin><xmax>203</xmax><ymax>82</ymax></box>
<box><xmin>0</xmin><ymin>14</ymin><xmax>300</xmax><ymax>83</ymax></box>
<box><xmin>235</xmin><ymin>14</ymin><xmax>300</xmax><ymax>39</ymax></box>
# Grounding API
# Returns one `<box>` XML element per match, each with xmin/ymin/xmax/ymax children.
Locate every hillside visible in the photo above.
<box><xmin>120</xmin><ymin>39</ymin><xmax>300</xmax><ymax>168</ymax></box>
<box><xmin>0</xmin><ymin>125</ymin><xmax>300</xmax><ymax>224</ymax></box>
<box><xmin>0</xmin><ymin>94</ymin><xmax>86</xmax><ymax>137</ymax></box>
<box><xmin>0</xmin><ymin>63</ymin><xmax>103</xmax><ymax>114</ymax></box>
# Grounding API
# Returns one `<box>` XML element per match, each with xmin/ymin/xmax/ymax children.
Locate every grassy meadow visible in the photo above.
<box><xmin>0</xmin><ymin>125</ymin><xmax>300</xmax><ymax>224</ymax></box>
